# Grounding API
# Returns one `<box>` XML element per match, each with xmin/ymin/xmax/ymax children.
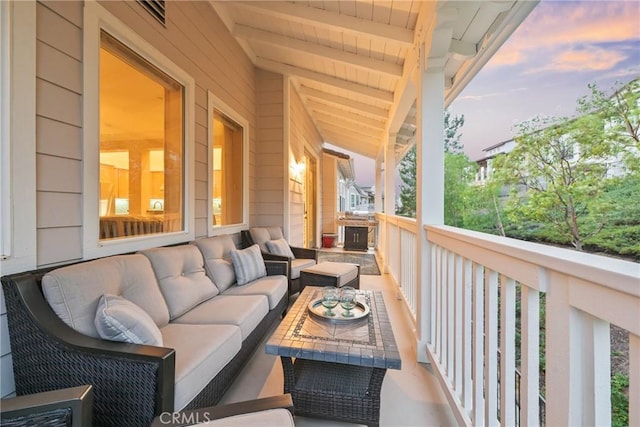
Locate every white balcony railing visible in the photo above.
<box><xmin>377</xmin><ymin>216</ymin><xmax>639</xmax><ymax>426</ymax></box>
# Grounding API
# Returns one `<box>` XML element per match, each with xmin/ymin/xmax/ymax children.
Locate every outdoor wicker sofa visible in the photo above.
<box><xmin>1</xmin><ymin>235</ymin><xmax>289</xmax><ymax>427</ymax></box>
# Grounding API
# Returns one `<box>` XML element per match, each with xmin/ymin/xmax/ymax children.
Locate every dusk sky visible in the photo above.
<box><xmin>350</xmin><ymin>0</ymin><xmax>640</xmax><ymax>188</ymax></box>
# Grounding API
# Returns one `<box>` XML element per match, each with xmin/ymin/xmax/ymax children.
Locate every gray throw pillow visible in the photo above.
<box><xmin>230</xmin><ymin>244</ymin><xmax>267</xmax><ymax>285</ymax></box>
<box><xmin>209</xmin><ymin>258</ymin><xmax>236</xmax><ymax>292</ymax></box>
<box><xmin>265</xmin><ymin>238</ymin><xmax>295</xmax><ymax>259</ymax></box>
<box><xmin>95</xmin><ymin>294</ymin><xmax>163</xmax><ymax>346</ymax></box>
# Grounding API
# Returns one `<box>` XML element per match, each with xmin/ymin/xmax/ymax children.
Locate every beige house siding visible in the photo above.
<box><xmin>288</xmin><ymin>82</ymin><xmax>323</xmax><ymax>247</ymax></box>
<box><xmin>253</xmin><ymin>70</ymin><xmax>285</xmax><ymax>228</ymax></box>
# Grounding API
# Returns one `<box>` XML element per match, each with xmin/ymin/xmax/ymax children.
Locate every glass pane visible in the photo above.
<box><xmin>99</xmin><ymin>31</ymin><xmax>184</xmax><ymax>240</ymax></box>
<box><xmin>212</xmin><ymin>109</ymin><xmax>243</xmax><ymax>226</ymax></box>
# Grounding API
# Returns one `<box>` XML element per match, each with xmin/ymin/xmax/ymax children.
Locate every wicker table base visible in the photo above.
<box><xmin>281</xmin><ymin>357</ymin><xmax>386</xmax><ymax>427</ymax></box>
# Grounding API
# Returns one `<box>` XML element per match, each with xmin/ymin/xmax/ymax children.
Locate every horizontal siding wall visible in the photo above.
<box><xmin>253</xmin><ymin>70</ymin><xmax>285</xmax><ymax>228</ymax></box>
<box><xmin>288</xmin><ymin>82</ymin><xmax>323</xmax><ymax>247</ymax></box>
<box><xmin>0</xmin><ymin>0</ymin><xmax>259</xmax><ymax>398</ymax></box>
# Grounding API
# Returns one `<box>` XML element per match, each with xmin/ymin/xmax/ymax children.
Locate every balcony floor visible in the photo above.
<box><xmin>218</xmin><ymin>267</ymin><xmax>456</xmax><ymax>426</ymax></box>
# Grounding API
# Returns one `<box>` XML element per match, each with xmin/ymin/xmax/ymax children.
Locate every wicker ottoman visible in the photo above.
<box><xmin>299</xmin><ymin>262</ymin><xmax>360</xmax><ymax>290</ymax></box>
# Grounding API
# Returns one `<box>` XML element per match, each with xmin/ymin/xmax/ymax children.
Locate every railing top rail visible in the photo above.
<box><xmin>377</xmin><ymin>213</ymin><xmax>417</xmax><ymax>231</ymax></box>
<box><xmin>425</xmin><ymin>224</ymin><xmax>640</xmax><ymax>298</ymax></box>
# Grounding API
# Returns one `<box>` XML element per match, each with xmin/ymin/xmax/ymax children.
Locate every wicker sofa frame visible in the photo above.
<box><xmin>1</xmin><ymin>259</ymin><xmax>288</xmax><ymax>427</ymax></box>
<box><xmin>241</xmin><ymin>229</ymin><xmax>318</xmax><ymax>297</ymax></box>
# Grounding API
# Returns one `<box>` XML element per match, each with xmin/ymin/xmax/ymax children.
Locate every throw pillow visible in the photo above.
<box><xmin>265</xmin><ymin>238</ymin><xmax>296</xmax><ymax>259</ymax></box>
<box><xmin>95</xmin><ymin>294</ymin><xmax>163</xmax><ymax>346</ymax></box>
<box><xmin>230</xmin><ymin>244</ymin><xmax>267</xmax><ymax>285</ymax></box>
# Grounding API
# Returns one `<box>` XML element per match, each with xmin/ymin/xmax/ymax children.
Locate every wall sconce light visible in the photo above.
<box><xmin>290</xmin><ymin>160</ymin><xmax>305</xmax><ymax>183</ymax></box>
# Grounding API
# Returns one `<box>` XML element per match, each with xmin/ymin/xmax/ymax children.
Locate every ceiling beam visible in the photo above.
<box><xmin>232</xmin><ymin>1</ymin><xmax>414</xmax><ymax>49</ymax></box>
<box><xmin>321</xmin><ymin>132</ymin><xmax>379</xmax><ymax>158</ymax></box>
<box><xmin>316</xmin><ymin>119</ymin><xmax>384</xmax><ymax>139</ymax></box>
<box><xmin>256</xmin><ymin>57</ymin><xmax>394</xmax><ymax>104</ymax></box>
<box><xmin>234</xmin><ymin>25</ymin><xmax>403</xmax><ymax>79</ymax></box>
<box><xmin>449</xmin><ymin>39</ymin><xmax>477</xmax><ymax>60</ymax></box>
<box><xmin>307</xmin><ymin>101</ymin><xmax>387</xmax><ymax>130</ymax></box>
<box><xmin>298</xmin><ymin>86</ymin><xmax>389</xmax><ymax>119</ymax></box>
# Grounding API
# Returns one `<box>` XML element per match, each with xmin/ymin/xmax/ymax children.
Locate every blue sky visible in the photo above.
<box><xmin>450</xmin><ymin>0</ymin><xmax>640</xmax><ymax>160</ymax></box>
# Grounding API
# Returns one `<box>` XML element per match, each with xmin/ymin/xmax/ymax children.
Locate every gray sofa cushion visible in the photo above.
<box><xmin>95</xmin><ymin>294</ymin><xmax>163</xmax><ymax>346</ymax></box>
<box><xmin>172</xmin><ymin>295</ymin><xmax>269</xmax><ymax>340</ymax></box>
<box><xmin>42</xmin><ymin>254</ymin><xmax>170</xmax><ymax>338</ymax></box>
<box><xmin>140</xmin><ymin>245</ymin><xmax>218</xmax><ymax>320</ymax></box>
<box><xmin>200</xmin><ymin>408</ymin><xmax>295</xmax><ymax>426</ymax></box>
<box><xmin>222</xmin><ymin>275</ymin><xmax>288</xmax><ymax>309</ymax></box>
<box><xmin>191</xmin><ymin>235</ymin><xmax>238</xmax><ymax>292</ymax></box>
<box><xmin>161</xmin><ymin>323</ymin><xmax>242</xmax><ymax>410</ymax></box>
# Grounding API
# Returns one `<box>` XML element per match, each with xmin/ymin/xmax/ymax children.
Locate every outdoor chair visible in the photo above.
<box><xmin>242</xmin><ymin>226</ymin><xmax>317</xmax><ymax>297</ymax></box>
<box><xmin>0</xmin><ymin>385</ymin><xmax>93</xmax><ymax>427</ymax></box>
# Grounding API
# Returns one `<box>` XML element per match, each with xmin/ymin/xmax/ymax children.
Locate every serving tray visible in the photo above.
<box><xmin>307</xmin><ymin>298</ymin><xmax>370</xmax><ymax>323</ymax></box>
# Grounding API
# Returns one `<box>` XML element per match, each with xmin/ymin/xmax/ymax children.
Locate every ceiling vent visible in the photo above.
<box><xmin>138</xmin><ymin>0</ymin><xmax>165</xmax><ymax>26</ymax></box>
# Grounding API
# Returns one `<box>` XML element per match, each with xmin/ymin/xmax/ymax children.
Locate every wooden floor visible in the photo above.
<box><xmin>218</xmin><ymin>262</ymin><xmax>457</xmax><ymax>426</ymax></box>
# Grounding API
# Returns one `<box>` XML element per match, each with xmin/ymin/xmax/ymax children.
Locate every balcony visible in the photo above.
<box><xmin>220</xmin><ymin>218</ymin><xmax>638</xmax><ymax>426</ymax></box>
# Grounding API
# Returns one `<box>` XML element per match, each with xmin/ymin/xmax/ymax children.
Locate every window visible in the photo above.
<box><xmin>208</xmin><ymin>93</ymin><xmax>248</xmax><ymax>234</ymax></box>
<box><xmin>98</xmin><ymin>31</ymin><xmax>184</xmax><ymax>240</ymax></box>
<box><xmin>84</xmin><ymin>2</ymin><xmax>194</xmax><ymax>258</ymax></box>
<box><xmin>0</xmin><ymin>1</ymin><xmax>36</xmax><ymax>274</ymax></box>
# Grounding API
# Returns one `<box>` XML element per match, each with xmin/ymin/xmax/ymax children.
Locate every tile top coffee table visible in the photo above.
<box><xmin>266</xmin><ymin>286</ymin><xmax>401</xmax><ymax>427</ymax></box>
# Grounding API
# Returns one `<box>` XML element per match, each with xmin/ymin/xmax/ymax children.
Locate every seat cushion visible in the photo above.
<box><xmin>42</xmin><ymin>254</ymin><xmax>170</xmax><ymax>338</ymax></box>
<box><xmin>222</xmin><ymin>275</ymin><xmax>288</xmax><ymax>309</ymax></box>
<box><xmin>161</xmin><ymin>323</ymin><xmax>242</xmax><ymax>410</ymax></box>
<box><xmin>265</xmin><ymin>238</ymin><xmax>295</xmax><ymax>259</ymax></box>
<box><xmin>230</xmin><ymin>245</ymin><xmax>267</xmax><ymax>285</ymax></box>
<box><xmin>95</xmin><ymin>294</ymin><xmax>163</xmax><ymax>346</ymax></box>
<box><xmin>172</xmin><ymin>295</ymin><xmax>269</xmax><ymax>340</ymax></box>
<box><xmin>191</xmin><ymin>235</ymin><xmax>237</xmax><ymax>292</ymax></box>
<box><xmin>290</xmin><ymin>258</ymin><xmax>317</xmax><ymax>279</ymax></box>
<box><xmin>140</xmin><ymin>245</ymin><xmax>218</xmax><ymax>320</ymax></box>
<box><xmin>194</xmin><ymin>408</ymin><xmax>295</xmax><ymax>426</ymax></box>
<box><xmin>302</xmin><ymin>262</ymin><xmax>359</xmax><ymax>287</ymax></box>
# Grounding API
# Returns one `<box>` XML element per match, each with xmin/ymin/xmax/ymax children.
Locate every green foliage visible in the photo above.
<box><xmin>444</xmin><ymin>153</ymin><xmax>474</xmax><ymax>227</ymax></box>
<box><xmin>397</xmin><ymin>145</ymin><xmax>416</xmax><ymax>217</ymax></box>
<box><xmin>498</xmin><ymin>91</ymin><xmax>620</xmax><ymax>250</ymax></box>
<box><xmin>611</xmin><ymin>372</ymin><xmax>630</xmax><ymax>427</ymax></box>
<box><xmin>396</xmin><ymin>110</ymin><xmax>465</xmax><ymax>219</ymax></box>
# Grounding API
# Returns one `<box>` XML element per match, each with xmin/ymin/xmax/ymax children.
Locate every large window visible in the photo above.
<box><xmin>208</xmin><ymin>93</ymin><xmax>247</xmax><ymax>233</ymax></box>
<box><xmin>84</xmin><ymin>2</ymin><xmax>194</xmax><ymax>258</ymax></box>
<box><xmin>0</xmin><ymin>1</ymin><xmax>36</xmax><ymax>274</ymax></box>
<box><xmin>98</xmin><ymin>31</ymin><xmax>184</xmax><ymax>240</ymax></box>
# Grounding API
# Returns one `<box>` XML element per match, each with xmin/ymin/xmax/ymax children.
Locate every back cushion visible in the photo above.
<box><xmin>249</xmin><ymin>226</ymin><xmax>284</xmax><ymax>253</ymax></box>
<box><xmin>140</xmin><ymin>245</ymin><xmax>218</xmax><ymax>319</ymax></box>
<box><xmin>42</xmin><ymin>254</ymin><xmax>170</xmax><ymax>338</ymax></box>
<box><xmin>191</xmin><ymin>235</ymin><xmax>237</xmax><ymax>292</ymax></box>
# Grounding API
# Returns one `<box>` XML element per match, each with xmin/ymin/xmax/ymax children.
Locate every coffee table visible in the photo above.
<box><xmin>266</xmin><ymin>286</ymin><xmax>401</xmax><ymax>427</ymax></box>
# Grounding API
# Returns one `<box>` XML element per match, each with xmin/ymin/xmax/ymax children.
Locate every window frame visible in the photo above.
<box><xmin>83</xmin><ymin>2</ymin><xmax>195</xmax><ymax>259</ymax></box>
<box><xmin>0</xmin><ymin>1</ymin><xmax>37</xmax><ymax>274</ymax></box>
<box><xmin>207</xmin><ymin>91</ymin><xmax>249</xmax><ymax>236</ymax></box>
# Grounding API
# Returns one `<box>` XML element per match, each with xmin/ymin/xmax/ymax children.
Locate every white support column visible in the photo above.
<box><xmin>383</xmin><ymin>134</ymin><xmax>396</xmax><ymax>274</ymax></box>
<box><xmin>415</xmin><ymin>42</ymin><xmax>445</xmax><ymax>363</ymax></box>
<box><xmin>374</xmin><ymin>151</ymin><xmax>383</xmax><ymax>213</ymax></box>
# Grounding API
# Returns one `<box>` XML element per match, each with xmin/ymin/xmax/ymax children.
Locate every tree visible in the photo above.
<box><xmin>498</xmin><ymin>107</ymin><xmax>616</xmax><ymax>251</ymax></box>
<box><xmin>396</xmin><ymin>110</ymin><xmax>466</xmax><ymax>220</ymax></box>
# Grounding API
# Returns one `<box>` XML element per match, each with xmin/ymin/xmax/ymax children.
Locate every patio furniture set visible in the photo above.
<box><xmin>1</xmin><ymin>226</ymin><xmax>398</xmax><ymax>426</ymax></box>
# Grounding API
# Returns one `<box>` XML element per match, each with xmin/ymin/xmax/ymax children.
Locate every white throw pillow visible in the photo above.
<box><xmin>95</xmin><ymin>294</ymin><xmax>163</xmax><ymax>346</ymax></box>
<box><xmin>230</xmin><ymin>244</ymin><xmax>267</xmax><ymax>285</ymax></box>
<box><xmin>265</xmin><ymin>238</ymin><xmax>296</xmax><ymax>259</ymax></box>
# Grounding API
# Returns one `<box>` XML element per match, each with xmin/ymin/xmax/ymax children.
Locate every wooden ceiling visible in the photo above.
<box><xmin>210</xmin><ymin>1</ymin><xmax>538</xmax><ymax>160</ymax></box>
